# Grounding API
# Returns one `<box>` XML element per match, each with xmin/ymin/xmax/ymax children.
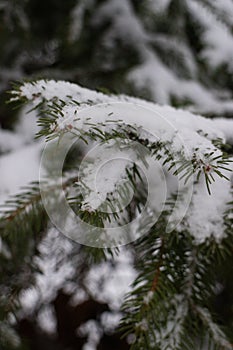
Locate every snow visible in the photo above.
<box><xmin>0</xmin><ymin>107</ymin><xmax>42</xmax><ymax>206</ymax></box>
<box><xmin>84</xmin><ymin>250</ymin><xmax>136</xmax><ymax>310</ymax></box>
<box><xmin>12</xmin><ymin>80</ymin><xmax>227</xmax><ymax>145</ymax></box>
<box><xmin>68</xmin><ymin>1</ymin><xmax>94</xmax><ymax>43</ymax></box>
<box><xmin>156</xmin><ymin>295</ymin><xmax>188</xmax><ymax>350</ymax></box>
<box><xmin>0</xmin><ymin>129</ymin><xmax>24</xmax><ymax>153</ymax></box>
<box><xmin>88</xmin><ymin>0</ymin><xmax>233</xmax><ymax>113</ymax></box>
<box><xmin>19</xmin><ymin>228</ymin><xmax>136</xmax><ymax>337</ymax></box>
<box><xmin>92</xmin><ymin>0</ymin><xmax>147</xmax><ymax>45</ymax></box>
<box><xmin>128</xmin><ymin>53</ymin><xmax>233</xmax><ymax>113</ymax></box>
<box><xmin>143</xmin><ymin>290</ymin><xmax>154</xmax><ymax>305</ymax></box>
<box><xmin>209</xmin><ymin>0</ymin><xmax>233</xmax><ymax>26</ymax></box>
<box><xmin>78</xmin><ymin>320</ymin><xmax>102</xmax><ymax>350</ymax></box>
<box><xmin>9</xmin><ymin>79</ymin><xmax>233</xmax><ymax>244</ymax></box>
<box><xmin>79</xmin><ymin>142</ymin><xmax>136</xmax><ymax>211</ymax></box>
<box><xmin>37</xmin><ymin>306</ymin><xmax>57</xmax><ymax>334</ymax></box>
<box><xmin>100</xmin><ymin>311</ymin><xmax>122</xmax><ymax>331</ymax></box>
<box><xmin>148</xmin><ymin>0</ymin><xmax>171</xmax><ymax>14</ymax></box>
<box><xmin>1</xmin><ymin>1</ymin><xmax>232</xmax><ymax>347</ymax></box>
<box><xmin>1</xmin><ymin>77</ymin><xmax>232</xmax><ymax>343</ymax></box>
<box><xmin>189</xmin><ymin>0</ymin><xmax>233</xmax><ymax>71</ymax></box>
<box><xmin>184</xmin><ymin>166</ymin><xmax>233</xmax><ymax>243</ymax></box>
<box><xmin>212</xmin><ymin>118</ymin><xmax>233</xmax><ymax>144</ymax></box>
<box><xmin>195</xmin><ymin>306</ymin><xmax>232</xmax><ymax>349</ymax></box>
<box><xmin>19</xmin><ymin>228</ymin><xmax>76</xmax><ymax>313</ymax></box>
<box><xmin>0</xmin><ymin>143</ymin><xmax>41</xmax><ymax>206</ymax></box>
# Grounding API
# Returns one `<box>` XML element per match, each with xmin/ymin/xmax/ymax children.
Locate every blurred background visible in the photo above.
<box><xmin>0</xmin><ymin>0</ymin><xmax>233</xmax><ymax>349</ymax></box>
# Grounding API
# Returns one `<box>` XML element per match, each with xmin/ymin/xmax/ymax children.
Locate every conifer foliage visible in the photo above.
<box><xmin>0</xmin><ymin>1</ymin><xmax>233</xmax><ymax>350</ymax></box>
<box><xmin>1</xmin><ymin>0</ymin><xmax>233</xmax><ymax>114</ymax></box>
<box><xmin>0</xmin><ymin>78</ymin><xmax>232</xmax><ymax>349</ymax></box>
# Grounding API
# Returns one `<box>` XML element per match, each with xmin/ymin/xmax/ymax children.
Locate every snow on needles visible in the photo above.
<box><xmin>90</xmin><ymin>0</ymin><xmax>233</xmax><ymax>114</ymax></box>
<box><xmin>12</xmin><ymin>79</ymin><xmax>233</xmax><ymax>244</ymax></box>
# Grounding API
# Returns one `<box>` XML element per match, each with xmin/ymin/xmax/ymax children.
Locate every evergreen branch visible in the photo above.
<box><xmin>194</xmin><ymin>306</ymin><xmax>233</xmax><ymax>350</ymax></box>
<box><xmin>119</xmin><ymin>219</ymin><xmax>189</xmax><ymax>349</ymax></box>
<box><xmin>10</xmin><ymin>80</ymin><xmax>232</xmax><ymax>197</ymax></box>
<box><xmin>149</xmin><ymin>237</ymin><xmax>165</xmax><ymax>293</ymax></box>
<box><xmin>6</xmin><ymin>79</ymin><xmax>233</xmax><ymax>350</ymax></box>
<box><xmin>0</xmin><ymin>175</ymin><xmax>79</xmax><ymax>225</ymax></box>
<box><xmin>1</xmin><ymin>183</ymin><xmax>41</xmax><ymax>222</ymax></box>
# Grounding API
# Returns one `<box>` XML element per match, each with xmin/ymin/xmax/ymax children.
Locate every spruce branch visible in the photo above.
<box><xmin>4</xmin><ymin>79</ymin><xmax>233</xmax><ymax>349</ymax></box>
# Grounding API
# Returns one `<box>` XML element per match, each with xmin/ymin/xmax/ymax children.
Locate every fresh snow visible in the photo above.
<box><xmin>9</xmin><ymin>79</ymin><xmax>233</xmax><ymax>245</ymax></box>
<box><xmin>1</xmin><ymin>0</ymin><xmax>233</xmax><ymax>347</ymax></box>
<box><xmin>0</xmin><ymin>107</ymin><xmax>41</xmax><ymax>206</ymax></box>
<box><xmin>19</xmin><ymin>228</ymin><xmax>136</xmax><ymax>335</ymax></box>
<box><xmin>1</xmin><ymin>78</ymin><xmax>232</xmax><ymax>346</ymax></box>
<box><xmin>189</xmin><ymin>0</ymin><xmax>233</xmax><ymax>71</ymax></box>
<box><xmin>89</xmin><ymin>0</ymin><xmax>233</xmax><ymax>113</ymax></box>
